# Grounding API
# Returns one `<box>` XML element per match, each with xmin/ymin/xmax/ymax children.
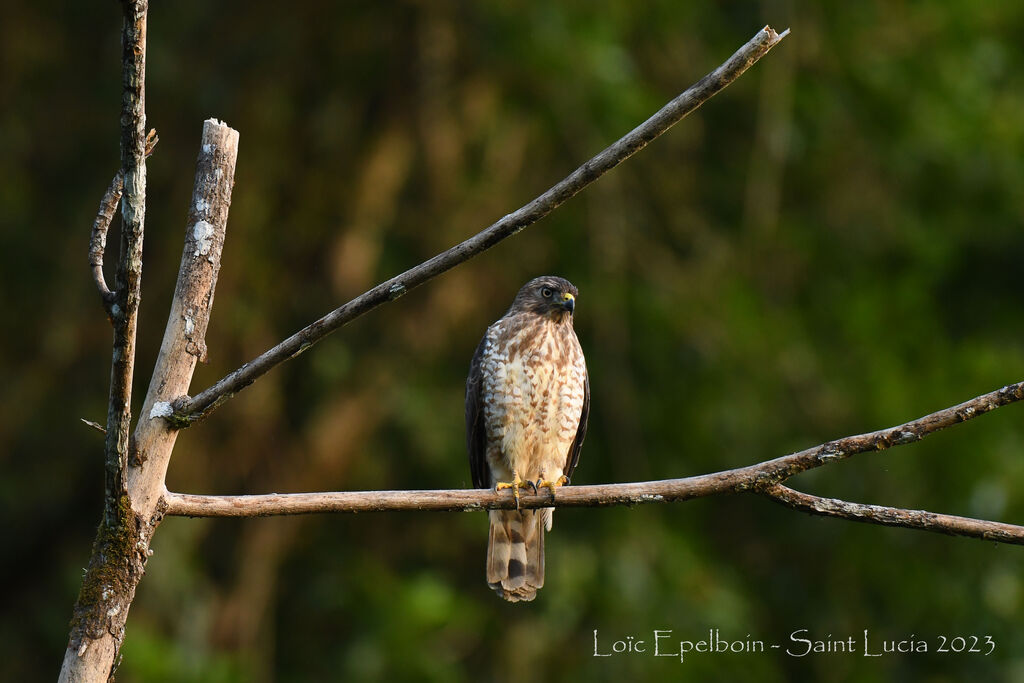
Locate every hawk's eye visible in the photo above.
<box><xmin>541</xmin><ymin>287</ymin><xmax>553</xmax><ymax>299</ymax></box>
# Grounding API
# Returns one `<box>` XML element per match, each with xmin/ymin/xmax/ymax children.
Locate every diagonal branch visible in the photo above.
<box><xmin>163</xmin><ymin>381</ymin><xmax>1024</xmax><ymax>545</ymax></box>
<box><xmin>759</xmin><ymin>484</ymin><xmax>1024</xmax><ymax>545</ymax></box>
<box><xmin>172</xmin><ymin>25</ymin><xmax>790</xmax><ymax>426</ymax></box>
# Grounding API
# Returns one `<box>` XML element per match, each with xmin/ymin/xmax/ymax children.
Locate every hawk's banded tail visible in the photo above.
<box><xmin>486</xmin><ymin>509</ymin><xmax>552</xmax><ymax>602</ymax></box>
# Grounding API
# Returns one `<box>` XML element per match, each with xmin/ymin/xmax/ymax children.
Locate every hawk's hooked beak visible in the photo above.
<box><xmin>560</xmin><ymin>292</ymin><xmax>575</xmax><ymax>313</ymax></box>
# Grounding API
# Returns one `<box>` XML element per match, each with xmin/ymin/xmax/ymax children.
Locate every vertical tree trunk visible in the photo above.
<box><xmin>59</xmin><ymin>120</ymin><xmax>238</xmax><ymax>682</ymax></box>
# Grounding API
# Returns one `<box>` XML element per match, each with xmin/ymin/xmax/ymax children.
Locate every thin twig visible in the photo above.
<box><xmin>760</xmin><ymin>484</ymin><xmax>1024</xmax><ymax>545</ymax></box>
<box><xmin>89</xmin><ymin>130</ymin><xmax>159</xmax><ymax>318</ymax></box>
<box><xmin>88</xmin><ymin>173</ymin><xmax>123</xmax><ymax>311</ymax></box>
<box><xmin>80</xmin><ymin>418</ymin><xmax>107</xmax><ymax>434</ymax></box>
<box><xmin>163</xmin><ymin>381</ymin><xmax>1024</xmax><ymax>546</ymax></box>
<box><xmin>172</xmin><ymin>25</ymin><xmax>790</xmax><ymax>425</ymax></box>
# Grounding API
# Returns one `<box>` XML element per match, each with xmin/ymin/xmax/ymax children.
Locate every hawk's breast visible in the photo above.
<box><xmin>479</xmin><ymin>314</ymin><xmax>586</xmax><ymax>482</ymax></box>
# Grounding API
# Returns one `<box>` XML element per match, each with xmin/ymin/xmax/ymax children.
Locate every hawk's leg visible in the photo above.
<box><xmin>534</xmin><ymin>474</ymin><xmax>569</xmax><ymax>496</ymax></box>
<box><xmin>494</xmin><ymin>472</ymin><xmax>525</xmax><ymax>510</ymax></box>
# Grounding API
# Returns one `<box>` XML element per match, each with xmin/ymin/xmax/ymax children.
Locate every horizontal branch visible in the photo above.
<box><xmin>163</xmin><ymin>381</ymin><xmax>1024</xmax><ymax>545</ymax></box>
<box><xmin>761</xmin><ymin>484</ymin><xmax>1024</xmax><ymax>545</ymax></box>
<box><xmin>172</xmin><ymin>25</ymin><xmax>789</xmax><ymax>425</ymax></box>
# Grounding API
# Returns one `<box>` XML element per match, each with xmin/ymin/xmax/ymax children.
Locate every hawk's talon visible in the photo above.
<box><xmin>495</xmin><ymin>473</ymin><xmax>525</xmax><ymax>510</ymax></box>
<box><xmin>535</xmin><ymin>474</ymin><xmax>570</xmax><ymax>497</ymax></box>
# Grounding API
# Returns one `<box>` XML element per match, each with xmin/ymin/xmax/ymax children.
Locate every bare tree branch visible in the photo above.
<box><xmin>88</xmin><ymin>174</ymin><xmax>123</xmax><ymax>311</ymax></box>
<box><xmin>100</xmin><ymin>0</ymin><xmax>149</xmax><ymax>524</ymax></box>
<box><xmin>128</xmin><ymin>119</ymin><xmax>239</xmax><ymax>511</ymax></box>
<box><xmin>61</xmin><ymin>4</ymin><xmax>150</xmax><ymax>680</ymax></box>
<box><xmin>61</xmin><ymin>116</ymin><xmax>238</xmax><ymax>683</ymax></box>
<box><xmin>163</xmin><ymin>381</ymin><xmax>1024</xmax><ymax>545</ymax></box>
<box><xmin>80</xmin><ymin>418</ymin><xmax>107</xmax><ymax>434</ymax></box>
<box><xmin>760</xmin><ymin>484</ymin><xmax>1024</xmax><ymax>545</ymax></box>
<box><xmin>172</xmin><ymin>25</ymin><xmax>791</xmax><ymax>426</ymax></box>
<box><xmin>89</xmin><ymin>130</ymin><xmax>159</xmax><ymax>317</ymax></box>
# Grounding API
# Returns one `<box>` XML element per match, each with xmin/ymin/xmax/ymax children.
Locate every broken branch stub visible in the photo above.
<box><xmin>129</xmin><ymin>118</ymin><xmax>239</xmax><ymax>511</ymax></box>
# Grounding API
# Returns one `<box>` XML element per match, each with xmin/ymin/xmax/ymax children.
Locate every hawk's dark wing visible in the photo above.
<box><xmin>466</xmin><ymin>335</ymin><xmax>490</xmax><ymax>489</ymax></box>
<box><xmin>563</xmin><ymin>370</ymin><xmax>589</xmax><ymax>481</ymax></box>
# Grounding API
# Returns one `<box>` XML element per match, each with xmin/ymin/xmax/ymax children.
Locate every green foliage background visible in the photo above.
<box><xmin>3</xmin><ymin>1</ymin><xmax>1024</xmax><ymax>681</ymax></box>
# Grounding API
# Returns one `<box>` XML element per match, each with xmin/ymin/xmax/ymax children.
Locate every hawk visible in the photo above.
<box><xmin>465</xmin><ymin>275</ymin><xmax>589</xmax><ymax>602</ymax></box>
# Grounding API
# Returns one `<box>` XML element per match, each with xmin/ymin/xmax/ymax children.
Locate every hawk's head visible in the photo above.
<box><xmin>509</xmin><ymin>276</ymin><xmax>579</xmax><ymax>323</ymax></box>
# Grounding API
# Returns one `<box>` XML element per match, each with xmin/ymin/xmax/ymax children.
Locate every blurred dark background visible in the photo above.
<box><xmin>4</xmin><ymin>1</ymin><xmax>1024</xmax><ymax>681</ymax></box>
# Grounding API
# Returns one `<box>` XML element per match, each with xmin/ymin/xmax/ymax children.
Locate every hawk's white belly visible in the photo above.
<box><xmin>480</xmin><ymin>316</ymin><xmax>586</xmax><ymax>485</ymax></box>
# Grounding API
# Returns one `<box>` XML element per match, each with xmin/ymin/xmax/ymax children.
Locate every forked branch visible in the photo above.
<box><xmin>163</xmin><ymin>381</ymin><xmax>1024</xmax><ymax>546</ymax></box>
<box><xmin>172</xmin><ymin>25</ymin><xmax>791</xmax><ymax>425</ymax></box>
<box><xmin>61</xmin><ymin>117</ymin><xmax>239</xmax><ymax>683</ymax></box>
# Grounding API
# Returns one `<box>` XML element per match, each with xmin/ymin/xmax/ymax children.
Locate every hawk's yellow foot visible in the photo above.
<box><xmin>534</xmin><ymin>474</ymin><xmax>570</xmax><ymax>495</ymax></box>
<box><xmin>495</xmin><ymin>473</ymin><xmax>525</xmax><ymax>509</ymax></box>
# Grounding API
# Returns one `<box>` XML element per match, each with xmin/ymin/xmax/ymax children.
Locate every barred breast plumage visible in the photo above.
<box><xmin>465</xmin><ymin>276</ymin><xmax>590</xmax><ymax>602</ymax></box>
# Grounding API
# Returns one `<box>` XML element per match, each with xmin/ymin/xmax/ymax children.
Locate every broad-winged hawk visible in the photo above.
<box><xmin>465</xmin><ymin>275</ymin><xmax>589</xmax><ymax>602</ymax></box>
